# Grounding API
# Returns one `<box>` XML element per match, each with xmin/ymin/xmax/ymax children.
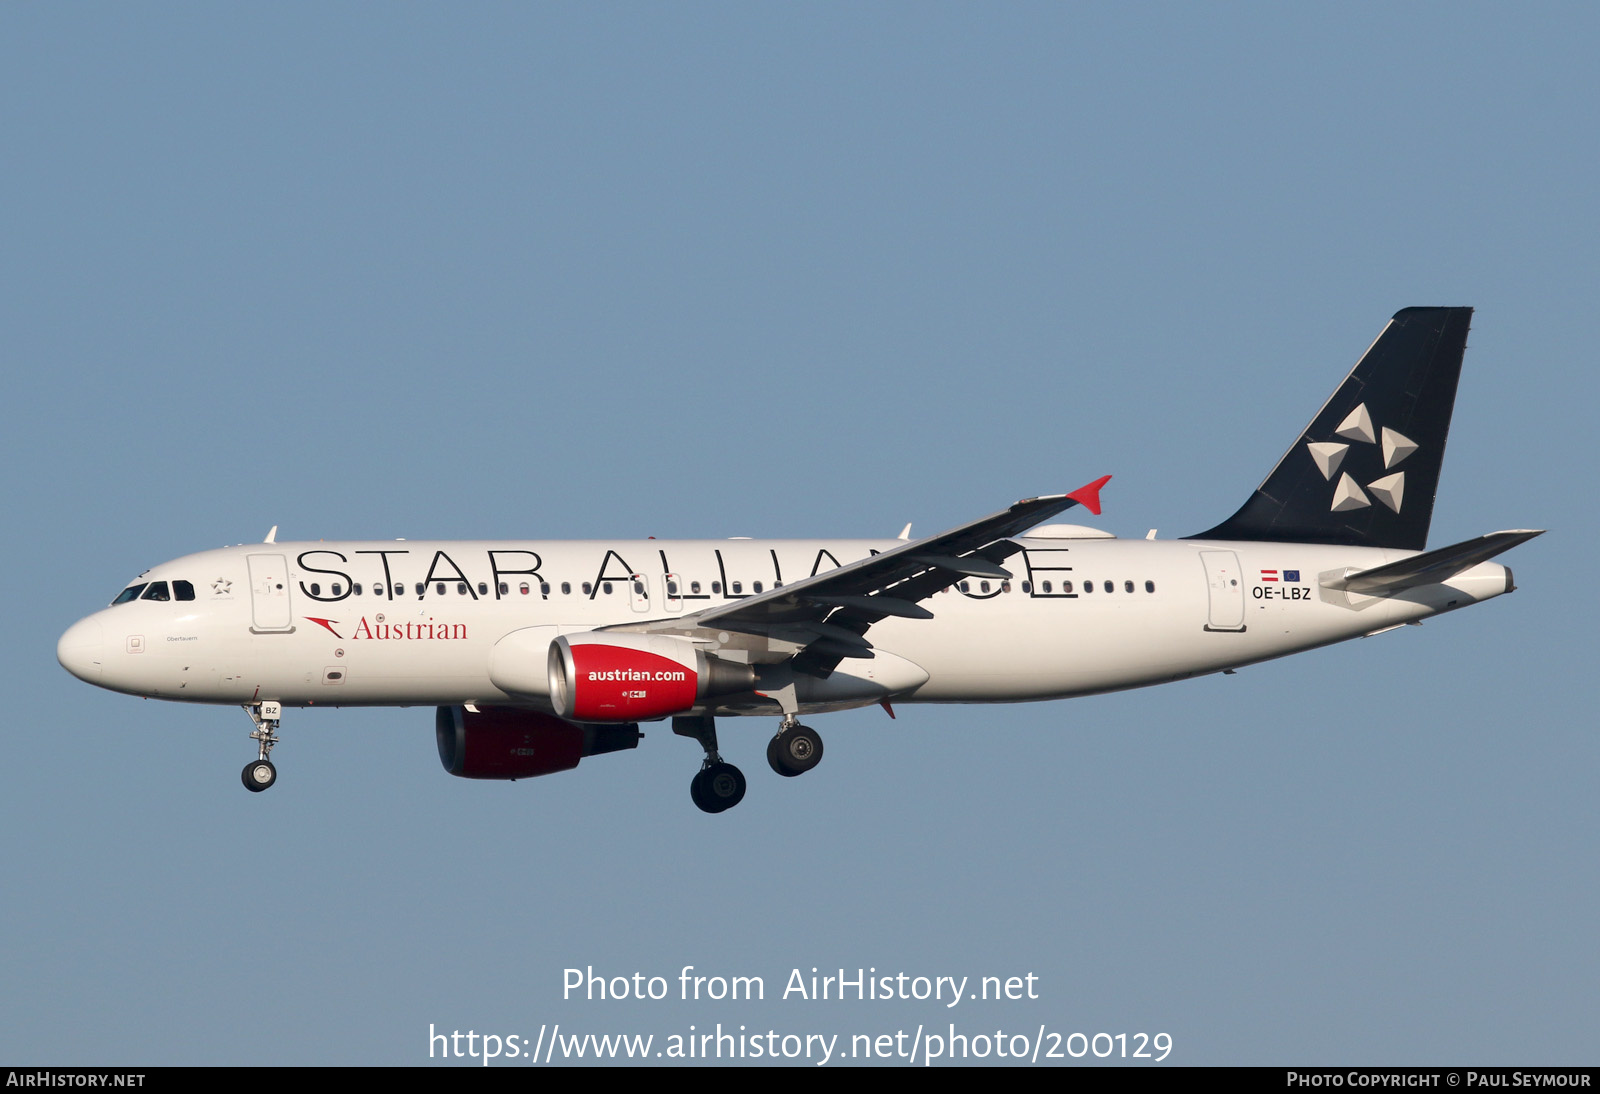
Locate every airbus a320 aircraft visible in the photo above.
<box><xmin>58</xmin><ymin>308</ymin><xmax>1540</xmax><ymax>813</ymax></box>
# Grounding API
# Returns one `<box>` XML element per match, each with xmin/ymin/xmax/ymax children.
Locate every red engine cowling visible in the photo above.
<box><xmin>435</xmin><ymin>705</ymin><xmax>639</xmax><ymax>780</ymax></box>
<box><xmin>548</xmin><ymin>632</ymin><xmax>755</xmax><ymax>722</ymax></box>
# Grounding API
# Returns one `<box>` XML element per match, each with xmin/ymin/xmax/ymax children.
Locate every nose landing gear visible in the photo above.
<box><xmin>241</xmin><ymin>701</ymin><xmax>281</xmax><ymax>793</ymax></box>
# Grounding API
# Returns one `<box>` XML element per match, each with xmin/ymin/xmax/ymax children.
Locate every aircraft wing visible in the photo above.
<box><xmin>605</xmin><ymin>476</ymin><xmax>1110</xmax><ymax>675</ymax></box>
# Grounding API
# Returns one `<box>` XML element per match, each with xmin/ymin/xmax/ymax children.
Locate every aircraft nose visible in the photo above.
<box><xmin>57</xmin><ymin>616</ymin><xmax>105</xmax><ymax>682</ymax></box>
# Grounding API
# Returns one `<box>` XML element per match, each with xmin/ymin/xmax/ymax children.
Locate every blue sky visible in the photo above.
<box><xmin>3</xmin><ymin>4</ymin><xmax>1594</xmax><ymax>1065</ymax></box>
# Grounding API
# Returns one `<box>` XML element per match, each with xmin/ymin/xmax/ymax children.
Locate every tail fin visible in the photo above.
<box><xmin>1190</xmin><ymin>307</ymin><xmax>1473</xmax><ymax>551</ymax></box>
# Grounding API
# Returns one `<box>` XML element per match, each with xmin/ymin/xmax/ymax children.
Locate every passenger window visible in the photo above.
<box><xmin>732</xmin><ymin>581</ymin><xmax>743</xmax><ymax>594</ymax></box>
<box><xmin>583</xmin><ymin>582</ymin><xmax>593</xmax><ymax>596</ymax></box>
<box><xmin>691</xmin><ymin>581</ymin><xmax>701</xmax><ymax>594</ymax></box>
<box><xmin>980</xmin><ymin>581</ymin><xmax>990</xmax><ymax>593</ymax></box>
<box><xmin>436</xmin><ymin>583</ymin><xmax>447</xmax><ymax>595</ymax></box>
<box><xmin>478</xmin><ymin>582</ymin><xmax>488</xmax><ymax>595</ymax></box>
<box><xmin>393</xmin><ymin>584</ymin><xmax>404</xmax><ymax>597</ymax></box>
<box><xmin>1022</xmin><ymin>581</ymin><xmax>1032</xmax><ymax>594</ymax></box>
<box><xmin>540</xmin><ymin>582</ymin><xmax>550</xmax><ymax>596</ymax></box>
<box><xmin>1104</xmin><ymin>581</ymin><xmax>1113</xmax><ymax>594</ymax></box>
<box><xmin>603</xmin><ymin>582</ymin><xmax>614</xmax><ymax>595</ymax></box>
<box><xmin>1042</xmin><ymin>581</ymin><xmax>1052</xmax><ymax>593</ymax></box>
<box><xmin>1083</xmin><ymin>581</ymin><xmax>1092</xmax><ymax>594</ymax></box>
<box><xmin>113</xmin><ymin>584</ymin><xmax>147</xmax><ymax>605</ymax></box>
<box><xmin>1124</xmin><ymin>580</ymin><xmax>1134</xmax><ymax>593</ymax></box>
<box><xmin>332</xmin><ymin>583</ymin><xmax>343</xmax><ymax>597</ymax></box>
<box><xmin>959</xmin><ymin>582</ymin><xmax>970</xmax><ymax>593</ymax></box>
<box><xmin>141</xmin><ymin>582</ymin><xmax>171</xmax><ymax>602</ymax></box>
<box><xmin>1146</xmin><ymin>580</ymin><xmax>1155</xmax><ymax>593</ymax></box>
<box><xmin>753</xmin><ymin>581</ymin><xmax>763</xmax><ymax>594</ymax></box>
<box><xmin>667</xmin><ymin>581</ymin><xmax>678</xmax><ymax>595</ymax></box>
<box><xmin>519</xmin><ymin>583</ymin><xmax>530</xmax><ymax>595</ymax></box>
<box><xmin>415</xmin><ymin>583</ymin><xmax>425</xmax><ymax>596</ymax></box>
<box><xmin>1062</xmin><ymin>581</ymin><xmax>1074</xmax><ymax>593</ymax></box>
<box><xmin>498</xmin><ymin>583</ymin><xmax>508</xmax><ymax>595</ymax></box>
<box><xmin>173</xmin><ymin>580</ymin><xmax>196</xmax><ymax>601</ymax></box>
<box><xmin>353</xmin><ymin>583</ymin><xmax>363</xmax><ymax>596</ymax></box>
<box><xmin>712</xmin><ymin>582</ymin><xmax>721</xmax><ymax>594</ymax></box>
<box><xmin>457</xmin><ymin>583</ymin><xmax>467</xmax><ymax>595</ymax></box>
<box><xmin>309</xmin><ymin>583</ymin><xmax>321</xmax><ymax>596</ymax></box>
<box><xmin>632</xmin><ymin>580</ymin><xmax>644</xmax><ymax>595</ymax></box>
<box><xmin>561</xmin><ymin>582</ymin><xmax>571</xmax><ymax>595</ymax></box>
<box><xmin>1001</xmin><ymin>581</ymin><xmax>1011</xmax><ymax>593</ymax></box>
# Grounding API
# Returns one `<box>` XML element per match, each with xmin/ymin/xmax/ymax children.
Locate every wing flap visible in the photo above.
<box><xmin>805</xmin><ymin>594</ymin><xmax>934</xmax><ymax>620</ymax></box>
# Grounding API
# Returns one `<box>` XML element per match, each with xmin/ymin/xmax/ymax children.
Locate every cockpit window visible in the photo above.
<box><xmin>174</xmin><ymin>580</ymin><xmax>195</xmax><ymax>601</ymax></box>
<box><xmin>140</xmin><ymin>581</ymin><xmax>171</xmax><ymax>602</ymax></box>
<box><xmin>112</xmin><ymin>584</ymin><xmax>147</xmax><ymax>605</ymax></box>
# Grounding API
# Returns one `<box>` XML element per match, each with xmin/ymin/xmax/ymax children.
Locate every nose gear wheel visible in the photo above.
<box><xmin>242</xmin><ymin>759</ymin><xmax>277</xmax><ymax>792</ymax></box>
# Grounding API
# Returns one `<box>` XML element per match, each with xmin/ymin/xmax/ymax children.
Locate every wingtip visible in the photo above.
<box><xmin>1066</xmin><ymin>475</ymin><xmax>1112</xmax><ymax>516</ymax></box>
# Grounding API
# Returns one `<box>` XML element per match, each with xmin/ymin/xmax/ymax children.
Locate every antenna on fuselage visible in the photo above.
<box><xmin>263</xmin><ymin>526</ymin><xmax>278</xmax><ymax>544</ymax></box>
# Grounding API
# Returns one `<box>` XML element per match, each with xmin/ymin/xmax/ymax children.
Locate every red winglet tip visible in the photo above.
<box><xmin>1066</xmin><ymin>475</ymin><xmax>1112</xmax><ymax>516</ymax></box>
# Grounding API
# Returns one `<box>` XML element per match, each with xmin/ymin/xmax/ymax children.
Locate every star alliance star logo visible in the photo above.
<box><xmin>212</xmin><ymin>578</ymin><xmax>233</xmax><ymax>596</ymax></box>
<box><xmin>1305</xmin><ymin>403</ymin><xmax>1416</xmax><ymax>514</ymax></box>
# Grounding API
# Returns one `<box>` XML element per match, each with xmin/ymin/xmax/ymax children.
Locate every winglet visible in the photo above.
<box><xmin>1066</xmin><ymin>475</ymin><xmax>1112</xmax><ymax>516</ymax></box>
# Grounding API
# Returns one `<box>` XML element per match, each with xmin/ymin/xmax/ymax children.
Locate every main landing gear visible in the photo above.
<box><xmin>241</xmin><ymin>701</ymin><xmax>281</xmax><ymax>793</ymax></box>
<box><xmin>674</xmin><ymin>714</ymin><xmax>828</xmax><ymax>813</ymax></box>
<box><xmin>674</xmin><ymin>714</ymin><xmax>746</xmax><ymax>814</ymax></box>
<box><xmin>767</xmin><ymin>717</ymin><xmax>823</xmax><ymax>778</ymax></box>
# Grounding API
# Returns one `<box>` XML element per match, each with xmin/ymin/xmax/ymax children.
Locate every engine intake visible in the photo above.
<box><xmin>548</xmin><ymin>632</ymin><xmax>756</xmax><ymax>721</ymax></box>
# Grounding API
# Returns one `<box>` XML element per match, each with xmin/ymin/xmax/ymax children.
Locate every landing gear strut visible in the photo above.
<box><xmin>241</xmin><ymin>701</ymin><xmax>282</xmax><ymax>793</ymax></box>
<box><xmin>674</xmin><ymin>714</ymin><xmax>745</xmax><ymax>814</ymax></box>
<box><xmin>767</xmin><ymin>717</ymin><xmax>823</xmax><ymax>778</ymax></box>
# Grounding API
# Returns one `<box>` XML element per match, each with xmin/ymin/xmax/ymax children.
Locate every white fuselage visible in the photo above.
<box><xmin>56</xmin><ymin>532</ymin><xmax>1513</xmax><ymax>716</ymax></box>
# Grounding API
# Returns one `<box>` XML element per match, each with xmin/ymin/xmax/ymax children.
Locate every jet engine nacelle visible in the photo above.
<box><xmin>435</xmin><ymin>705</ymin><xmax>640</xmax><ymax>780</ymax></box>
<box><xmin>548</xmin><ymin>632</ymin><xmax>756</xmax><ymax>722</ymax></box>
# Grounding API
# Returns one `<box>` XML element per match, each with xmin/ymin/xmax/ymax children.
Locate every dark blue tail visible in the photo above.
<box><xmin>1190</xmin><ymin>307</ymin><xmax>1472</xmax><ymax>551</ymax></box>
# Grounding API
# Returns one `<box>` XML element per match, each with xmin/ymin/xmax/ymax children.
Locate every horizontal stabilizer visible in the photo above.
<box><xmin>1323</xmin><ymin>530</ymin><xmax>1544</xmax><ymax>596</ymax></box>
